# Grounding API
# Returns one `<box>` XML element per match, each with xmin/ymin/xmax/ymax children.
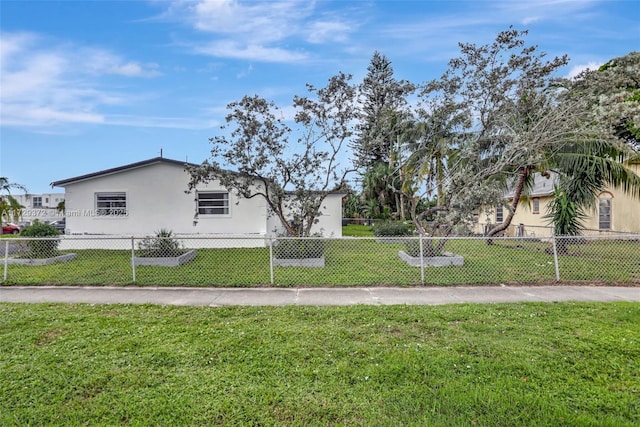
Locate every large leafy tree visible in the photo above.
<box><xmin>570</xmin><ymin>52</ymin><xmax>640</xmax><ymax>149</ymax></box>
<box><xmin>396</xmin><ymin>27</ymin><xmax>569</xmax><ymax>247</ymax></box>
<box><xmin>440</xmin><ymin>27</ymin><xmax>573</xmax><ymax>237</ymax></box>
<box><xmin>0</xmin><ymin>177</ymin><xmax>27</xmax><ymax>224</ymax></box>
<box><xmin>395</xmin><ymin>28</ymin><xmax>640</xmax><ymax>255</ymax></box>
<box><xmin>540</xmin><ymin>52</ymin><xmax>640</xmax><ymax>238</ymax></box>
<box><xmin>418</xmin><ymin>27</ymin><xmax>639</xmax><ymax>238</ymax></box>
<box><xmin>188</xmin><ymin>73</ymin><xmax>356</xmax><ymax>237</ymax></box>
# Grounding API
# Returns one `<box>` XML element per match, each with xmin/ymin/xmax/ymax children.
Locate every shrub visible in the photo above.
<box><xmin>273</xmin><ymin>236</ymin><xmax>326</xmax><ymax>259</ymax></box>
<box><xmin>372</xmin><ymin>221</ymin><xmax>414</xmax><ymax>237</ymax></box>
<box><xmin>137</xmin><ymin>229</ymin><xmax>185</xmax><ymax>258</ymax></box>
<box><xmin>19</xmin><ymin>221</ymin><xmax>61</xmax><ymax>258</ymax></box>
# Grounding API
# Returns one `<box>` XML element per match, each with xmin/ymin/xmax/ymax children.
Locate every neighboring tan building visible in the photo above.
<box><xmin>478</xmin><ymin>163</ymin><xmax>640</xmax><ymax>236</ymax></box>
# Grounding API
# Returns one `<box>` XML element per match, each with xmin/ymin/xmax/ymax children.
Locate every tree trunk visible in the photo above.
<box><xmin>436</xmin><ymin>153</ymin><xmax>444</xmax><ymax>208</ymax></box>
<box><xmin>398</xmin><ymin>165</ymin><xmax>406</xmax><ymax>220</ymax></box>
<box><xmin>410</xmin><ymin>197</ymin><xmax>427</xmax><ymax>236</ymax></box>
<box><xmin>486</xmin><ymin>168</ymin><xmax>529</xmax><ymax>237</ymax></box>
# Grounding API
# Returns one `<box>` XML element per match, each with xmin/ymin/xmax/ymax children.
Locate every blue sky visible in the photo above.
<box><xmin>1</xmin><ymin>0</ymin><xmax>639</xmax><ymax>194</ymax></box>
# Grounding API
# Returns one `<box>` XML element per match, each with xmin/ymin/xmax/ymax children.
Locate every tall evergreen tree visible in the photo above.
<box><xmin>352</xmin><ymin>51</ymin><xmax>414</xmax><ymax>168</ymax></box>
<box><xmin>351</xmin><ymin>52</ymin><xmax>414</xmax><ymax>218</ymax></box>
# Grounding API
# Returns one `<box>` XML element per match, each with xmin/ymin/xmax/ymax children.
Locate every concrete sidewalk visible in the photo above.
<box><xmin>1</xmin><ymin>285</ymin><xmax>639</xmax><ymax>306</ymax></box>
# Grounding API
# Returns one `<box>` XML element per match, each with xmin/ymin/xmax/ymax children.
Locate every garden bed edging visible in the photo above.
<box><xmin>8</xmin><ymin>253</ymin><xmax>77</xmax><ymax>266</ymax></box>
<box><xmin>273</xmin><ymin>256</ymin><xmax>325</xmax><ymax>267</ymax></box>
<box><xmin>133</xmin><ymin>249</ymin><xmax>197</xmax><ymax>267</ymax></box>
<box><xmin>398</xmin><ymin>250</ymin><xmax>464</xmax><ymax>267</ymax></box>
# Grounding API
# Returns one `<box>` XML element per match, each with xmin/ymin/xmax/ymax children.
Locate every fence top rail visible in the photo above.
<box><xmin>6</xmin><ymin>233</ymin><xmax>638</xmax><ymax>242</ymax></box>
<box><xmin>556</xmin><ymin>234</ymin><xmax>640</xmax><ymax>240</ymax></box>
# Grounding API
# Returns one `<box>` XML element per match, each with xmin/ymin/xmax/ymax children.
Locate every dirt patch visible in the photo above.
<box><xmin>35</xmin><ymin>328</ymin><xmax>65</xmax><ymax>346</ymax></box>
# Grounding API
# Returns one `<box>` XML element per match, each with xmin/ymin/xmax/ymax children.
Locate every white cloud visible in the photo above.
<box><xmin>80</xmin><ymin>49</ymin><xmax>162</xmax><ymax>77</ymax></box>
<box><xmin>0</xmin><ymin>104</ymin><xmax>104</xmax><ymax>127</ymax></box>
<box><xmin>494</xmin><ymin>0</ymin><xmax>597</xmax><ymax>23</ymax></box>
<box><xmin>236</xmin><ymin>64</ymin><xmax>253</xmax><ymax>78</ymax></box>
<box><xmin>0</xmin><ymin>32</ymin><xmax>36</xmax><ymax>62</ymax></box>
<box><xmin>0</xmin><ymin>31</ymin><xmax>162</xmax><ymax>129</ymax></box>
<box><xmin>190</xmin><ymin>0</ymin><xmax>308</xmax><ymax>42</ymax></box>
<box><xmin>195</xmin><ymin>40</ymin><xmax>307</xmax><ymax>63</ymax></box>
<box><xmin>306</xmin><ymin>20</ymin><xmax>352</xmax><ymax>44</ymax></box>
<box><xmin>522</xmin><ymin>16</ymin><xmax>541</xmax><ymax>25</ymax></box>
<box><xmin>163</xmin><ymin>0</ymin><xmax>355</xmax><ymax>62</ymax></box>
<box><xmin>107</xmin><ymin>114</ymin><xmax>218</xmax><ymax>130</ymax></box>
<box><xmin>566</xmin><ymin>61</ymin><xmax>602</xmax><ymax>79</ymax></box>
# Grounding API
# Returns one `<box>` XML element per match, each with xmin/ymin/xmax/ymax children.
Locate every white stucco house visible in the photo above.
<box><xmin>50</xmin><ymin>157</ymin><xmax>344</xmax><ymax>247</ymax></box>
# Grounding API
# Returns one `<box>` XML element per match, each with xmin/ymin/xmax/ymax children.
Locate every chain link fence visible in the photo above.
<box><xmin>2</xmin><ymin>234</ymin><xmax>639</xmax><ymax>286</ymax></box>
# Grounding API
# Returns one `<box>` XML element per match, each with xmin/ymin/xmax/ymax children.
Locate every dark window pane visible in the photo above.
<box><xmin>599</xmin><ymin>199</ymin><xmax>611</xmax><ymax>230</ymax></box>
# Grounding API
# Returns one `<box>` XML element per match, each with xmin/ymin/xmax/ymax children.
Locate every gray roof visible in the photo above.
<box><xmin>506</xmin><ymin>172</ymin><xmax>558</xmax><ymax>199</ymax></box>
<box><xmin>51</xmin><ymin>157</ymin><xmax>197</xmax><ymax>187</ymax></box>
<box><xmin>50</xmin><ymin>157</ymin><xmax>348</xmax><ymax>195</ymax></box>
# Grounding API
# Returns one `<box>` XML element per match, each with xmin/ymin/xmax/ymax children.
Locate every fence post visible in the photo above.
<box><xmin>2</xmin><ymin>240</ymin><xmax>9</xmax><ymax>283</ymax></box>
<box><xmin>419</xmin><ymin>236</ymin><xmax>425</xmax><ymax>285</ymax></box>
<box><xmin>131</xmin><ymin>236</ymin><xmax>136</xmax><ymax>283</ymax></box>
<box><xmin>269</xmin><ymin>237</ymin><xmax>274</xmax><ymax>286</ymax></box>
<box><xmin>551</xmin><ymin>232</ymin><xmax>560</xmax><ymax>281</ymax></box>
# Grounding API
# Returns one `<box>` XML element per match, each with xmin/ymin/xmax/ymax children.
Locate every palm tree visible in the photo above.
<box><xmin>0</xmin><ymin>177</ymin><xmax>27</xmax><ymax>224</ymax></box>
<box><xmin>0</xmin><ymin>195</ymin><xmax>24</xmax><ymax>224</ymax></box>
<box><xmin>0</xmin><ymin>177</ymin><xmax>26</xmax><ymax>194</ymax></box>
<box><xmin>544</xmin><ymin>187</ymin><xmax>588</xmax><ymax>254</ymax></box>
<box><xmin>361</xmin><ymin>162</ymin><xmax>395</xmax><ymax>215</ymax></box>
<box><xmin>361</xmin><ymin>198</ymin><xmax>381</xmax><ymax>223</ymax></box>
<box><xmin>402</xmin><ymin>122</ymin><xmax>455</xmax><ymax>209</ymax></box>
<box><xmin>553</xmin><ymin>142</ymin><xmax>640</xmax><ymax>206</ymax></box>
<box><xmin>528</xmin><ymin>52</ymin><xmax>640</xmax><ymax>236</ymax></box>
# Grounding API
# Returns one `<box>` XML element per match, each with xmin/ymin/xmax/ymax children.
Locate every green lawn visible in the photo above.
<box><xmin>342</xmin><ymin>223</ymin><xmax>374</xmax><ymax>237</ymax></box>
<box><xmin>3</xmin><ymin>237</ymin><xmax>640</xmax><ymax>286</ymax></box>
<box><xmin>0</xmin><ymin>233</ymin><xmax>21</xmax><ymax>239</ymax></box>
<box><xmin>1</xmin><ymin>302</ymin><xmax>638</xmax><ymax>425</ymax></box>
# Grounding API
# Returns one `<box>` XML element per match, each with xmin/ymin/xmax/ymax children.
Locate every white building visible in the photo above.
<box><xmin>50</xmin><ymin>157</ymin><xmax>344</xmax><ymax>246</ymax></box>
<box><xmin>11</xmin><ymin>192</ymin><xmax>65</xmax><ymax>226</ymax></box>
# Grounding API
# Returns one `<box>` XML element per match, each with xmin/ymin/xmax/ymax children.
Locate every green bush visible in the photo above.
<box><xmin>273</xmin><ymin>237</ymin><xmax>326</xmax><ymax>259</ymax></box>
<box><xmin>372</xmin><ymin>221</ymin><xmax>414</xmax><ymax>237</ymax></box>
<box><xmin>137</xmin><ymin>229</ymin><xmax>185</xmax><ymax>257</ymax></box>
<box><xmin>19</xmin><ymin>221</ymin><xmax>61</xmax><ymax>258</ymax></box>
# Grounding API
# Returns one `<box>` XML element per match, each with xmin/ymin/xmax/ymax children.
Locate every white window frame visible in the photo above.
<box><xmin>32</xmin><ymin>196</ymin><xmax>42</xmax><ymax>208</ymax></box>
<box><xmin>532</xmin><ymin>198</ymin><xmax>540</xmax><ymax>214</ymax></box>
<box><xmin>95</xmin><ymin>192</ymin><xmax>127</xmax><ymax>216</ymax></box>
<box><xmin>197</xmin><ymin>192</ymin><xmax>230</xmax><ymax>216</ymax></box>
<box><xmin>598</xmin><ymin>197</ymin><xmax>611</xmax><ymax>230</ymax></box>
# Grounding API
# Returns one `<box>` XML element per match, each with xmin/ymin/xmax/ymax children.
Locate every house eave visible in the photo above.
<box><xmin>50</xmin><ymin>157</ymin><xmax>198</xmax><ymax>188</ymax></box>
